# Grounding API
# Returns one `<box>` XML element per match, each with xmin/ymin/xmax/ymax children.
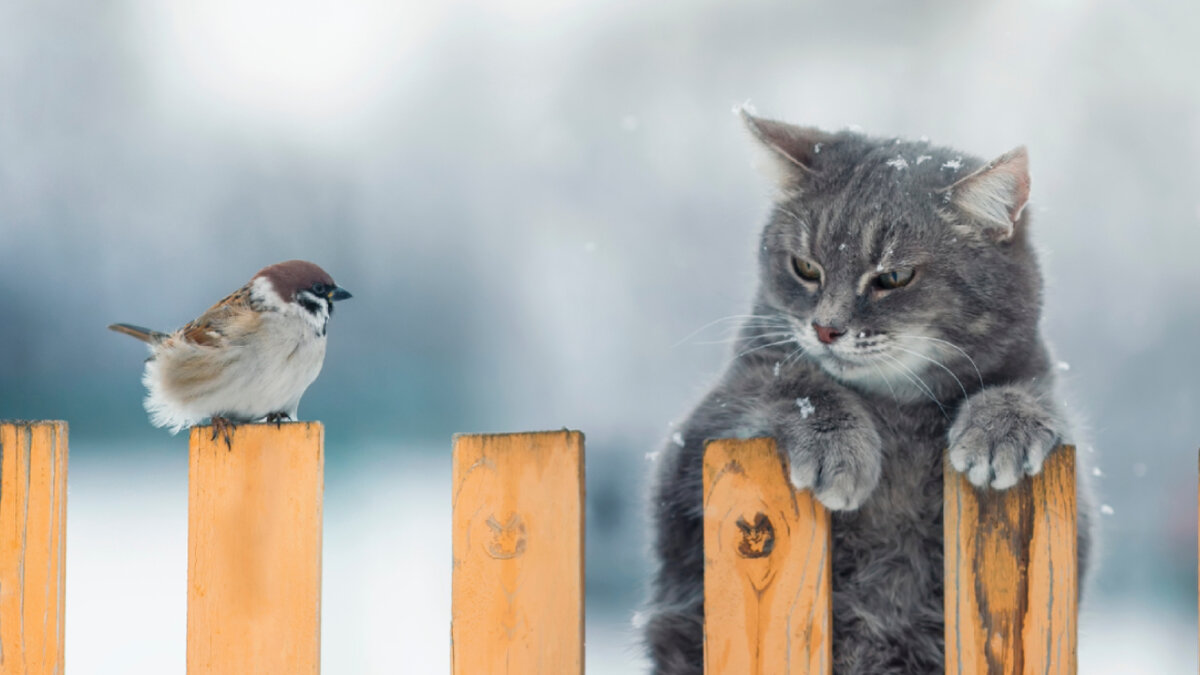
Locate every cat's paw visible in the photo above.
<box><xmin>948</xmin><ymin>386</ymin><xmax>1061</xmax><ymax>489</ymax></box>
<box><xmin>784</xmin><ymin>423</ymin><xmax>882</xmax><ymax>511</ymax></box>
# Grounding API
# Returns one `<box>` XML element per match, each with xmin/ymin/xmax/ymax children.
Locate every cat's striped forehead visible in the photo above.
<box><xmin>767</xmin><ymin>141</ymin><xmax>983</xmax><ymax>267</ymax></box>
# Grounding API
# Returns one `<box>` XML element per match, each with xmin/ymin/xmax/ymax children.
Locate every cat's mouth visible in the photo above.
<box><xmin>795</xmin><ymin>326</ymin><xmax>907</xmax><ymax>382</ymax></box>
<box><xmin>808</xmin><ymin>331</ymin><xmax>956</xmax><ymax>403</ymax></box>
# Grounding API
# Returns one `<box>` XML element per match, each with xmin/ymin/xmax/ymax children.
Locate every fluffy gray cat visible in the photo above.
<box><xmin>645</xmin><ymin>112</ymin><xmax>1094</xmax><ymax>674</ymax></box>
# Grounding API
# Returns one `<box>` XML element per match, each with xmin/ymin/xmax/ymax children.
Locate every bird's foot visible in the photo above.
<box><xmin>265</xmin><ymin>411</ymin><xmax>292</xmax><ymax>429</ymax></box>
<box><xmin>211</xmin><ymin>416</ymin><xmax>236</xmax><ymax>450</ymax></box>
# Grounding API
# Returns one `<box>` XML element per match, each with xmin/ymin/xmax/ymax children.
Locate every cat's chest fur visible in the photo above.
<box><xmin>841</xmin><ymin>397</ymin><xmax>948</xmax><ymax>534</ymax></box>
<box><xmin>828</xmin><ymin>397</ymin><xmax>949</xmax><ymax>670</ymax></box>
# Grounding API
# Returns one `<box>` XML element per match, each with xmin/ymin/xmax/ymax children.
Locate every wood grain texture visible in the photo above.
<box><xmin>187</xmin><ymin>422</ymin><xmax>323</xmax><ymax>675</ymax></box>
<box><xmin>0</xmin><ymin>421</ymin><xmax>68</xmax><ymax>675</ymax></box>
<box><xmin>703</xmin><ymin>437</ymin><xmax>832</xmax><ymax>675</ymax></box>
<box><xmin>944</xmin><ymin>445</ymin><xmax>1077</xmax><ymax>675</ymax></box>
<box><xmin>451</xmin><ymin>431</ymin><xmax>584</xmax><ymax>675</ymax></box>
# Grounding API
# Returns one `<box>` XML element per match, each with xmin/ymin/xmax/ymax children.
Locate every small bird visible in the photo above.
<box><xmin>109</xmin><ymin>260</ymin><xmax>352</xmax><ymax>438</ymax></box>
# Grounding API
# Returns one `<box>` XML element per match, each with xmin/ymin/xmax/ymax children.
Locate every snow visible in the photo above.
<box><xmin>885</xmin><ymin>155</ymin><xmax>909</xmax><ymax>170</ymax></box>
<box><xmin>856</xmin><ymin>331</ymin><xmax>867</xmax><ymax>339</ymax></box>
<box><xmin>942</xmin><ymin>157</ymin><xmax>963</xmax><ymax>170</ymax></box>
<box><xmin>813</xmin><ymin>142</ymin><xmax>822</xmax><ymax>154</ymax></box>
<box><xmin>671</xmin><ymin>431</ymin><xmax>685</xmax><ymax>447</ymax></box>
<box><xmin>1092</xmin><ymin>467</ymin><xmax>1103</xmax><ymax>477</ymax></box>
<box><xmin>795</xmin><ymin>397</ymin><xmax>816</xmax><ymax>419</ymax></box>
<box><xmin>915</xmin><ymin>155</ymin><xmax>933</xmax><ymax>165</ymax></box>
<box><xmin>1100</xmin><ymin>504</ymin><xmax>1115</xmax><ymax>515</ymax></box>
<box><xmin>631</xmin><ymin>611</ymin><xmax>649</xmax><ymax>629</ymax></box>
<box><xmin>644</xmin><ymin>450</ymin><xmax>661</xmax><ymax>462</ymax></box>
<box><xmin>773</xmin><ymin>362</ymin><xmax>781</xmax><ymax>377</ymax></box>
<box><xmin>1056</xmin><ymin>361</ymin><xmax>1071</xmax><ymax>371</ymax></box>
<box><xmin>838</xmin><ymin>242</ymin><xmax>847</xmax><ymax>251</ymax></box>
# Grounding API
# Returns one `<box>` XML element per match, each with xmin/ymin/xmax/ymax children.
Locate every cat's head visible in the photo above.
<box><xmin>742</xmin><ymin>111</ymin><xmax>1043</xmax><ymax>401</ymax></box>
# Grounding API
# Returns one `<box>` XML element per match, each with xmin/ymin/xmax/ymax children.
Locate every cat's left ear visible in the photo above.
<box><xmin>942</xmin><ymin>147</ymin><xmax>1030</xmax><ymax>241</ymax></box>
<box><xmin>740</xmin><ymin>109</ymin><xmax>834</xmax><ymax>192</ymax></box>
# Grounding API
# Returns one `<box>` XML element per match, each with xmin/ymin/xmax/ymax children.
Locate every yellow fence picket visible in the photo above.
<box><xmin>451</xmin><ymin>431</ymin><xmax>585</xmax><ymax>675</ymax></box>
<box><xmin>187</xmin><ymin>422</ymin><xmax>324</xmax><ymax>674</ymax></box>
<box><xmin>0</xmin><ymin>421</ymin><xmax>68</xmax><ymax>675</ymax></box>
<box><xmin>944</xmin><ymin>446</ymin><xmax>1077</xmax><ymax>674</ymax></box>
<box><xmin>703</xmin><ymin>437</ymin><xmax>832</xmax><ymax>675</ymax></box>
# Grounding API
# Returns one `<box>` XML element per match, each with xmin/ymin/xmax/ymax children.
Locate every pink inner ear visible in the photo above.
<box><xmin>949</xmin><ymin>146</ymin><xmax>1032</xmax><ymax>233</ymax></box>
<box><xmin>998</xmin><ymin>149</ymin><xmax>1031</xmax><ymax>221</ymax></box>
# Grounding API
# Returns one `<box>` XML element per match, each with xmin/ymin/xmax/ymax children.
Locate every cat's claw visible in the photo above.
<box><xmin>948</xmin><ymin>386</ymin><xmax>1061</xmax><ymax>489</ymax></box>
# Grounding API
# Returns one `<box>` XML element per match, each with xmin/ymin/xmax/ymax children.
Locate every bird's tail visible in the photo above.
<box><xmin>108</xmin><ymin>323</ymin><xmax>169</xmax><ymax>344</ymax></box>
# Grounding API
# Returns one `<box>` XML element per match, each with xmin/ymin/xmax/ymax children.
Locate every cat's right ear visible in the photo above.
<box><xmin>740</xmin><ymin>109</ymin><xmax>833</xmax><ymax>192</ymax></box>
<box><xmin>941</xmin><ymin>147</ymin><xmax>1030</xmax><ymax>242</ymax></box>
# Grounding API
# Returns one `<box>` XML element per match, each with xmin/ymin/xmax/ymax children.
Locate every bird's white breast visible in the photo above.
<box><xmin>142</xmin><ymin>279</ymin><xmax>330</xmax><ymax>432</ymax></box>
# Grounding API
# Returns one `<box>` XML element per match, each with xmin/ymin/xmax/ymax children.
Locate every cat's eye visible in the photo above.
<box><xmin>790</xmin><ymin>256</ymin><xmax>822</xmax><ymax>283</ymax></box>
<box><xmin>874</xmin><ymin>267</ymin><xmax>916</xmax><ymax>290</ymax></box>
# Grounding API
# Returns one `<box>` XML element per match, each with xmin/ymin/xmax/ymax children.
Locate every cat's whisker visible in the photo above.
<box><xmin>893</xmin><ymin>334</ymin><xmax>984</xmax><ymax>388</ymax></box>
<box><xmin>870</xmin><ymin>361</ymin><xmax>899</xmax><ymax>402</ymax></box>
<box><xmin>671</xmin><ymin>314</ymin><xmax>789</xmax><ymax>348</ymax></box>
<box><xmin>879</xmin><ymin>353</ymin><xmax>949</xmax><ymax>419</ymax></box>
<box><xmin>779</xmin><ymin>342</ymin><xmax>809</xmax><ymax>368</ymax></box>
<box><xmin>694</xmin><ymin>331</ymin><xmax>797</xmax><ymax>346</ymax></box>
<box><xmin>889</xmin><ymin>345</ymin><xmax>970</xmax><ymax>412</ymax></box>
<box><xmin>736</xmin><ymin>337</ymin><xmax>799</xmax><ymax>359</ymax></box>
<box><xmin>773</xmin><ymin>206</ymin><xmax>809</xmax><ymax>227</ymax></box>
<box><xmin>761</xmin><ymin>343</ymin><xmax>807</xmax><ymax>374</ymax></box>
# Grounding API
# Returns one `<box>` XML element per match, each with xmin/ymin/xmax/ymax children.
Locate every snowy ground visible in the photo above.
<box><xmin>66</xmin><ymin>442</ymin><xmax>1192</xmax><ymax>673</ymax></box>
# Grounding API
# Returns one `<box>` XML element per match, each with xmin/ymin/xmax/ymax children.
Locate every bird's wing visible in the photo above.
<box><xmin>176</xmin><ymin>284</ymin><xmax>264</xmax><ymax>347</ymax></box>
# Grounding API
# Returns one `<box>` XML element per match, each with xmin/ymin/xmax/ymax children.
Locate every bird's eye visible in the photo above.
<box><xmin>790</xmin><ymin>256</ymin><xmax>822</xmax><ymax>283</ymax></box>
<box><xmin>874</xmin><ymin>267</ymin><xmax>916</xmax><ymax>290</ymax></box>
<box><xmin>312</xmin><ymin>282</ymin><xmax>327</xmax><ymax>295</ymax></box>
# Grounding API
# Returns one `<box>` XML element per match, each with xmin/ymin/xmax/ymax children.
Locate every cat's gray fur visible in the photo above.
<box><xmin>644</xmin><ymin>112</ymin><xmax>1095</xmax><ymax>674</ymax></box>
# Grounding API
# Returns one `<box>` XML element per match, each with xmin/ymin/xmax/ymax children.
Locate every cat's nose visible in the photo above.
<box><xmin>813</xmin><ymin>322</ymin><xmax>846</xmax><ymax>344</ymax></box>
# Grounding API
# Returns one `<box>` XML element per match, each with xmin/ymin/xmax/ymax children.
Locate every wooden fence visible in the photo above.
<box><xmin>0</xmin><ymin>421</ymin><xmax>1083</xmax><ymax>674</ymax></box>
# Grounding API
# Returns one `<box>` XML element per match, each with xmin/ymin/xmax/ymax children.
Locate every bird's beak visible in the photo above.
<box><xmin>327</xmin><ymin>287</ymin><xmax>352</xmax><ymax>301</ymax></box>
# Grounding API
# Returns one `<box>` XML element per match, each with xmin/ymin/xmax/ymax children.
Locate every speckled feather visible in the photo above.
<box><xmin>110</xmin><ymin>260</ymin><xmax>347</xmax><ymax>433</ymax></box>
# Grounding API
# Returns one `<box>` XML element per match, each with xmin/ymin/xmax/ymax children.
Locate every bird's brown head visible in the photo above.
<box><xmin>255</xmin><ymin>260</ymin><xmax>352</xmax><ymax>316</ymax></box>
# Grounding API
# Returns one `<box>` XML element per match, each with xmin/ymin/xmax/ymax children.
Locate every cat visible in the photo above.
<box><xmin>644</xmin><ymin>111</ymin><xmax>1095</xmax><ymax>674</ymax></box>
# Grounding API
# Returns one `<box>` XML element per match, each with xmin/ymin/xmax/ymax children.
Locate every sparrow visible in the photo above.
<box><xmin>109</xmin><ymin>260</ymin><xmax>352</xmax><ymax>439</ymax></box>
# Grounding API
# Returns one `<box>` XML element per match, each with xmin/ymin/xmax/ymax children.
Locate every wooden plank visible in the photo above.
<box><xmin>0</xmin><ymin>421</ymin><xmax>68</xmax><ymax>675</ymax></box>
<box><xmin>703</xmin><ymin>437</ymin><xmax>832</xmax><ymax>675</ymax></box>
<box><xmin>187</xmin><ymin>422</ymin><xmax>323</xmax><ymax>675</ymax></box>
<box><xmin>451</xmin><ymin>431</ymin><xmax>585</xmax><ymax>675</ymax></box>
<box><xmin>944</xmin><ymin>445</ymin><xmax>1077</xmax><ymax>675</ymax></box>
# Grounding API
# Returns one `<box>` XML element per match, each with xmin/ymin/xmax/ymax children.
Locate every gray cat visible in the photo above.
<box><xmin>645</xmin><ymin>112</ymin><xmax>1094</xmax><ymax>674</ymax></box>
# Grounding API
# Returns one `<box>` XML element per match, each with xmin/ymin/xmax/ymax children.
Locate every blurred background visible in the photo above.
<box><xmin>2</xmin><ymin>0</ymin><xmax>1198</xmax><ymax>671</ymax></box>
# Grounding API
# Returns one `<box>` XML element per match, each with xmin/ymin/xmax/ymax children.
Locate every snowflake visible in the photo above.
<box><xmin>795</xmin><ymin>397</ymin><xmax>816</xmax><ymax>419</ymax></box>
